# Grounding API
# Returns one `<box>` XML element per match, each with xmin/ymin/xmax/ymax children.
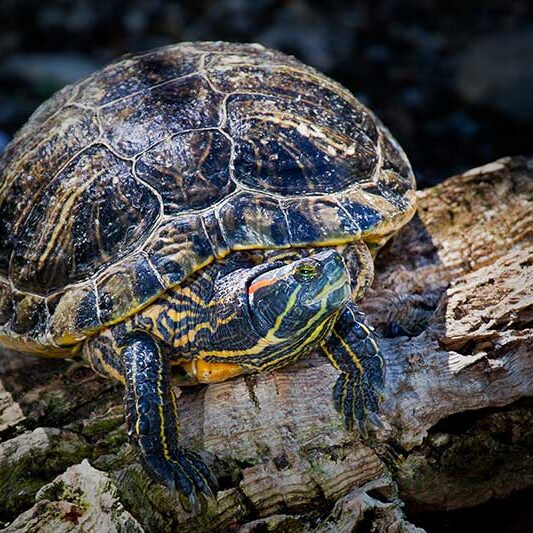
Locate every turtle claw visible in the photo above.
<box><xmin>143</xmin><ymin>448</ymin><xmax>217</xmax><ymax>512</ymax></box>
<box><xmin>366</xmin><ymin>410</ymin><xmax>384</xmax><ymax>430</ymax></box>
<box><xmin>179</xmin><ymin>491</ymin><xmax>200</xmax><ymax>515</ymax></box>
<box><xmin>332</xmin><ymin>371</ymin><xmax>383</xmax><ymax>437</ymax></box>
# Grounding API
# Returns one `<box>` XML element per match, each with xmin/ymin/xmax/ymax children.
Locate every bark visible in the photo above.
<box><xmin>0</xmin><ymin>156</ymin><xmax>532</xmax><ymax>532</ymax></box>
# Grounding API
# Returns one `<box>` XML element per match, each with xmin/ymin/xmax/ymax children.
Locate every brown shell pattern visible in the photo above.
<box><xmin>0</xmin><ymin>41</ymin><xmax>416</xmax><ymax>352</ymax></box>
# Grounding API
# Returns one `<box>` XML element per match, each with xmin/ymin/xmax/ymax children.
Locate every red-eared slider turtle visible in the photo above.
<box><xmin>0</xmin><ymin>42</ymin><xmax>416</xmax><ymax>509</ymax></box>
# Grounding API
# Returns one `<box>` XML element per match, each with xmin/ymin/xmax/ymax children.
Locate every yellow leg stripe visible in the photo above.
<box><xmin>155</xmin><ymin>344</ymin><xmax>171</xmax><ymax>461</ymax></box>
<box><xmin>321</xmin><ymin>342</ymin><xmax>340</xmax><ymax>371</ymax></box>
<box><xmin>170</xmin><ymin>387</ymin><xmax>180</xmax><ymax>435</ymax></box>
<box><xmin>331</xmin><ymin>329</ymin><xmax>365</xmax><ymax>374</ymax></box>
<box><xmin>93</xmin><ymin>349</ymin><xmax>125</xmax><ymax>384</ymax></box>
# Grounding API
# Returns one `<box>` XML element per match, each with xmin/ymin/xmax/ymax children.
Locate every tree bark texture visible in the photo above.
<box><xmin>0</xmin><ymin>156</ymin><xmax>532</xmax><ymax>532</ymax></box>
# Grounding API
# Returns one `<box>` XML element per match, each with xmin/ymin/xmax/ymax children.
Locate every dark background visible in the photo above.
<box><xmin>1</xmin><ymin>0</ymin><xmax>532</xmax><ymax>188</ymax></box>
<box><xmin>0</xmin><ymin>1</ymin><xmax>532</xmax><ymax>531</ymax></box>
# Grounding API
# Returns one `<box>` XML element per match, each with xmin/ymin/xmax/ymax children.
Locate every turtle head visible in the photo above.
<box><xmin>179</xmin><ymin>250</ymin><xmax>351</xmax><ymax>374</ymax></box>
<box><xmin>246</xmin><ymin>250</ymin><xmax>351</xmax><ymax>346</ymax></box>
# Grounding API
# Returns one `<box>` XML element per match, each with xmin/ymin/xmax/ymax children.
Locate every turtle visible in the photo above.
<box><xmin>0</xmin><ymin>42</ymin><xmax>416</xmax><ymax>509</ymax></box>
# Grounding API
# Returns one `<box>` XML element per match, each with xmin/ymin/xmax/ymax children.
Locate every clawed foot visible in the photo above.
<box><xmin>142</xmin><ymin>446</ymin><xmax>218</xmax><ymax>512</ymax></box>
<box><xmin>332</xmin><ymin>370</ymin><xmax>383</xmax><ymax>437</ymax></box>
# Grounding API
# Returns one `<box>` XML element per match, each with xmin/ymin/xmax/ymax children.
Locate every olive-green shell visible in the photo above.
<box><xmin>0</xmin><ymin>41</ymin><xmax>416</xmax><ymax>353</ymax></box>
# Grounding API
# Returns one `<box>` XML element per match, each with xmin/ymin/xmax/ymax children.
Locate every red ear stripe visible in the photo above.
<box><xmin>247</xmin><ymin>277</ymin><xmax>277</xmax><ymax>295</ymax></box>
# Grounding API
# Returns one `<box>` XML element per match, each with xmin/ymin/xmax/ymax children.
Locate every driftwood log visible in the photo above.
<box><xmin>0</xmin><ymin>156</ymin><xmax>532</xmax><ymax>532</ymax></box>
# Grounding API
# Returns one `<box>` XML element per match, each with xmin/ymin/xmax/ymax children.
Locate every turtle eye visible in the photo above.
<box><xmin>294</xmin><ymin>263</ymin><xmax>319</xmax><ymax>283</ymax></box>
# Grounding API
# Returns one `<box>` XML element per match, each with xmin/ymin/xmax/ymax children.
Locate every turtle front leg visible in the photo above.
<box><xmin>85</xmin><ymin>331</ymin><xmax>217</xmax><ymax>510</ymax></box>
<box><xmin>320</xmin><ymin>302</ymin><xmax>384</xmax><ymax>436</ymax></box>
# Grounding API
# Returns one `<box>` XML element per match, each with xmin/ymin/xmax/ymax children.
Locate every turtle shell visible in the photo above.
<box><xmin>0</xmin><ymin>41</ymin><xmax>416</xmax><ymax>353</ymax></box>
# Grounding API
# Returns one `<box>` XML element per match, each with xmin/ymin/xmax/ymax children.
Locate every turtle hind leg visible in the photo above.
<box><xmin>321</xmin><ymin>302</ymin><xmax>384</xmax><ymax>437</ymax></box>
<box><xmin>85</xmin><ymin>331</ymin><xmax>217</xmax><ymax>510</ymax></box>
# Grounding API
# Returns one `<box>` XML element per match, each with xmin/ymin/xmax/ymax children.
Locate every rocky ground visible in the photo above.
<box><xmin>0</xmin><ymin>0</ymin><xmax>532</xmax><ymax>187</ymax></box>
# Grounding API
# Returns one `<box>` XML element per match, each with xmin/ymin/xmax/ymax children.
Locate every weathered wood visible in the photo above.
<box><xmin>0</xmin><ymin>156</ymin><xmax>532</xmax><ymax>532</ymax></box>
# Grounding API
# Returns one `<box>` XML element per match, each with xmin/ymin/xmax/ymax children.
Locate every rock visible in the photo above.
<box><xmin>0</xmin><ymin>380</ymin><xmax>24</xmax><ymax>435</ymax></box>
<box><xmin>237</xmin><ymin>480</ymin><xmax>425</xmax><ymax>532</ymax></box>
<box><xmin>0</xmin><ymin>358</ymin><xmax>120</xmax><ymax>430</ymax></box>
<box><xmin>112</xmin><ymin>463</ymin><xmax>249</xmax><ymax>533</ymax></box>
<box><xmin>315</xmin><ymin>479</ymin><xmax>425</xmax><ymax>533</ymax></box>
<box><xmin>397</xmin><ymin>398</ymin><xmax>533</xmax><ymax>512</ymax></box>
<box><xmin>0</xmin><ymin>428</ymin><xmax>90</xmax><ymax>522</ymax></box>
<box><xmin>4</xmin><ymin>460</ymin><xmax>143</xmax><ymax>532</ymax></box>
<box><xmin>239</xmin><ymin>514</ymin><xmax>306</xmax><ymax>532</ymax></box>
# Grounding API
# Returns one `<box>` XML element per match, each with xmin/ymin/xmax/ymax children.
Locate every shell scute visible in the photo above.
<box><xmin>225</xmin><ymin>91</ymin><xmax>377</xmax><ymax>194</ymax></box>
<box><xmin>10</xmin><ymin>145</ymin><xmax>161</xmax><ymax>294</ymax></box>
<box><xmin>95</xmin><ymin>252</ymin><xmax>165</xmax><ymax>326</ymax></box>
<box><xmin>100</xmin><ymin>74</ymin><xmax>224</xmax><ymax>157</ymax></box>
<box><xmin>0</xmin><ymin>281</ymin><xmax>12</xmax><ymax>326</ymax></box>
<box><xmin>77</xmin><ymin>49</ymin><xmax>202</xmax><ymax>107</ymax></box>
<box><xmin>145</xmin><ymin>216</ymin><xmax>214</xmax><ymax>286</ymax></box>
<box><xmin>216</xmin><ymin>192</ymin><xmax>290</xmax><ymax>250</ymax></box>
<box><xmin>281</xmin><ymin>197</ymin><xmax>361</xmax><ymax>245</ymax></box>
<box><xmin>74</xmin><ymin>287</ymin><xmax>101</xmax><ymax>333</ymax></box>
<box><xmin>0</xmin><ymin>106</ymin><xmax>100</xmax><ymax>274</ymax></box>
<box><xmin>49</xmin><ymin>285</ymin><xmax>96</xmax><ymax>345</ymax></box>
<box><xmin>11</xmin><ymin>291</ymin><xmax>47</xmax><ymax>337</ymax></box>
<box><xmin>135</xmin><ymin>129</ymin><xmax>234</xmax><ymax>214</ymax></box>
